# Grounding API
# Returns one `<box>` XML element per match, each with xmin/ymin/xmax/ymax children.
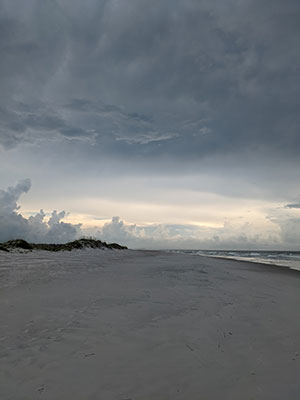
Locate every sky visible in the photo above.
<box><xmin>0</xmin><ymin>0</ymin><xmax>300</xmax><ymax>249</ymax></box>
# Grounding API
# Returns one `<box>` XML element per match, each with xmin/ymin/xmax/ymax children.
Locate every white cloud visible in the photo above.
<box><xmin>0</xmin><ymin>180</ymin><xmax>81</xmax><ymax>243</ymax></box>
<box><xmin>0</xmin><ymin>181</ymin><xmax>299</xmax><ymax>250</ymax></box>
<box><xmin>94</xmin><ymin>215</ymin><xmax>281</xmax><ymax>250</ymax></box>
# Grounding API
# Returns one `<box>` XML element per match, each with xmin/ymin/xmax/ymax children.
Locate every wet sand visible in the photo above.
<box><xmin>1</xmin><ymin>249</ymin><xmax>300</xmax><ymax>400</ymax></box>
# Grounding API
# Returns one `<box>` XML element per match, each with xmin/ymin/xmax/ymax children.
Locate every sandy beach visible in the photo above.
<box><xmin>1</xmin><ymin>249</ymin><xmax>300</xmax><ymax>400</ymax></box>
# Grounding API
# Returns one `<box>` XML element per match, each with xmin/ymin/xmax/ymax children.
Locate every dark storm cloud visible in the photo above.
<box><xmin>0</xmin><ymin>101</ymin><xmax>98</xmax><ymax>148</ymax></box>
<box><xmin>0</xmin><ymin>0</ymin><xmax>299</xmax><ymax>161</ymax></box>
<box><xmin>285</xmin><ymin>203</ymin><xmax>300</xmax><ymax>209</ymax></box>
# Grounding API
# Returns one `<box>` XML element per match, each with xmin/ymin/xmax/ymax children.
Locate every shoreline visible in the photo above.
<box><xmin>197</xmin><ymin>254</ymin><xmax>300</xmax><ymax>274</ymax></box>
<box><xmin>166</xmin><ymin>249</ymin><xmax>300</xmax><ymax>274</ymax></box>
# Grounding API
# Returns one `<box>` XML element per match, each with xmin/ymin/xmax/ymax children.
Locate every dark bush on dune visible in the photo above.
<box><xmin>4</xmin><ymin>239</ymin><xmax>33</xmax><ymax>250</ymax></box>
<box><xmin>0</xmin><ymin>245</ymin><xmax>9</xmax><ymax>252</ymax></box>
<box><xmin>0</xmin><ymin>238</ymin><xmax>127</xmax><ymax>252</ymax></box>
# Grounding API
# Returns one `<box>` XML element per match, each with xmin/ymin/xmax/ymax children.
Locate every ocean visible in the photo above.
<box><xmin>173</xmin><ymin>250</ymin><xmax>300</xmax><ymax>272</ymax></box>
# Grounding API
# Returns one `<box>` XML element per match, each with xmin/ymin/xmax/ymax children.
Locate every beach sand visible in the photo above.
<box><xmin>1</xmin><ymin>249</ymin><xmax>300</xmax><ymax>399</ymax></box>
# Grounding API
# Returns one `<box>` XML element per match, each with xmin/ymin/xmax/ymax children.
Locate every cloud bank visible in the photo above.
<box><xmin>1</xmin><ymin>180</ymin><xmax>300</xmax><ymax>250</ymax></box>
<box><xmin>0</xmin><ymin>180</ymin><xmax>81</xmax><ymax>243</ymax></box>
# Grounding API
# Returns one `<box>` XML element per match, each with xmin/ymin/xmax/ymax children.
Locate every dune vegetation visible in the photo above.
<box><xmin>0</xmin><ymin>238</ymin><xmax>127</xmax><ymax>252</ymax></box>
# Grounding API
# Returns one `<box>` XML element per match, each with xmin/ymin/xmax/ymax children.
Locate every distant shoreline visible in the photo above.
<box><xmin>169</xmin><ymin>249</ymin><xmax>300</xmax><ymax>273</ymax></box>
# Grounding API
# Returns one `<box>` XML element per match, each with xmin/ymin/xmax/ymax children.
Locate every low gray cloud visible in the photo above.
<box><xmin>0</xmin><ymin>101</ymin><xmax>98</xmax><ymax>148</ymax></box>
<box><xmin>276</xmin><ymin>218</ymin><xmax>300</xmax><ymax>245</ymax></box>
<box><xmin>0</xmin><ymin>98</ymin><xmax>178</xmax><ymax>149</ymax></box>
<box><xmin>268</xmin><ymin>211</ymin><xmax>300</xmax><ymax>247</ymax></box>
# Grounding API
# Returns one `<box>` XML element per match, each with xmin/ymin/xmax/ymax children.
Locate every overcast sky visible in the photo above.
<box><xmin>1</xmin><ymin>0</ymin><xmax>300</xmax><ymax>249</ymax></box>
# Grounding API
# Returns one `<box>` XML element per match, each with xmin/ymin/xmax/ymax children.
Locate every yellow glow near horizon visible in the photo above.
<box><xmin>19</xmin><ymin>190</ymin><xmax>280</xmax><ymax>235</ymax></box>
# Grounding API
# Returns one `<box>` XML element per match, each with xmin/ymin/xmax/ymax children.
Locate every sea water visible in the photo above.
<box><xmin>174</xmin><ymin>250</ymin><xmax>300</xmax><ymax>272</ymax></box>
